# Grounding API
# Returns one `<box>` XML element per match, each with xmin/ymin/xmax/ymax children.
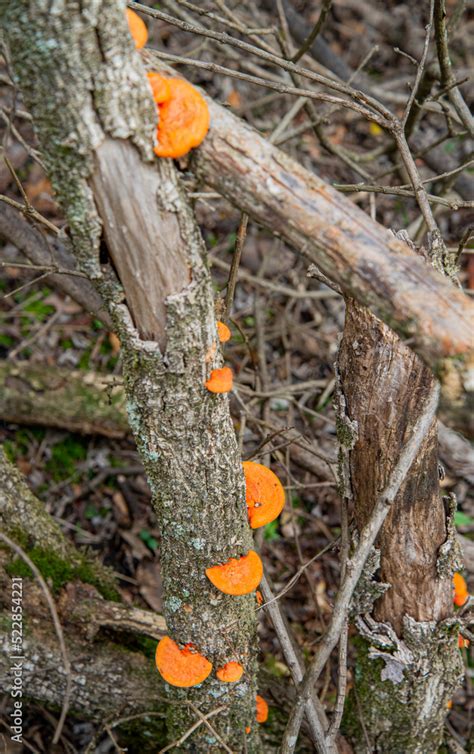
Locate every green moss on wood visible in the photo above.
<box><xmin>5</xmin><ymin>546</ymin><xmax>119</xmax><ymax>601</ymax></box>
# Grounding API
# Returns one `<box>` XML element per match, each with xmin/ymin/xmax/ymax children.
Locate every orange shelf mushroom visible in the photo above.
<box><xmin>126</xmin><ymin>8</ymin><xmax>148</xmax><ymax>49</ymax></box>
<box><xmin>206</xmin><ymin>550</ymin><xmax>263</xmax><ymax>595</ymax></box>
<box><xmin>147</xmin><ymin>72</ymin><xmax>171</xmax><ymax>104</ymax></box>
<box><xmin>216</xmin><ymin>661</ymin><xmax>244</xmax><ymax>683</ymax></box>
<box><xmin>155</xmin><ymin>636</ymin><xmax>212</xmax><ymax>688</ymax></box>
<box><xmin>256</xmin><ymin>695</ymin><xmax>269</xmax><ymax>723</ymax></box>
<box><xmin>217</xmin><ymin>320</ymin><xmax>231</xmax><ymax>343</ymax></box>
<box><xmin>243</xmin><ymin>461</ymin><xmax>285</xmax><ymax>529</ymax></box>
<box><xmin>205</xmin><ymin>366</ymin><xmax>233</xmax><ymax>394</ymax></box>
<box><xmin>458</xmin><ymin>634</ymin><xmax>470</xmax><ymax>649</ymax></box>
<box><xmin>453</xmin><ymin>572</ymin><xmax>469</xmax><ymax>607</ymax></box>
<box><xmin>147</xmin><ymin>71</ymin><xmax>210</xmax><ymax>158</ymax></box>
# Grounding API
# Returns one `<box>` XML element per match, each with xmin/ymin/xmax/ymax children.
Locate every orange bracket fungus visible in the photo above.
<box><xmin>458</xmin><ymin>634</ymin><xmax>470</xmax><ymax>649</ymax></box>
<box><xmin>256</xmin><ymin>694</ymin><xmax>269</xmax><ymax>723</ymax></box>
<box><xmin>216</xmin><ymin>661</ymin><xmax>244</xmax><ymax>683</ymax></box>
<box><xmin>155</xmin><ymin>636</ymin><xmax>212</xmax><ymax>688</ymax></box>
<box><xmin>217</xmin><ymin>320</ymin><xmax>231</xmax><ymax>343</ymax></box>
<box><xmin>147</xmin><ymin>71</ymin><xmax>210</xmax><ymax>159</ymax></box>
<box><xmin>243</xmin><ymin>461</ymin><xmax>285</xmax><ymax>529</ymax></box>
<box><xmin>126</xmin><ymin>8</ymin><xmax>148</xmax><ymax>50</ymax></box>
<box><xmin>453</xmin><ymin>572</ymin><xmax>469</xmax><ymax>607</ymax></box>
<box><xmin>204</xmin><ymin>366</ymin><xmax>233</xmax><ymax>394</ymax></box>
<box><xmin>206</xmin><ymin>550</ymin><xmax>263</xmax><ymax>595</ymax></box>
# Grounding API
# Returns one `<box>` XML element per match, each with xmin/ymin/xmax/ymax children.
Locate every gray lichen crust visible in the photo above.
<box><xmin>345</xmin><ymin>615</ymin><xmax>463</xmax><ymax>753</ymax></box>
<box><xmin>350</xmin><ymin>544</ymin><xmax>390</xmax><ymax>617</ymax></box>
<box><xmin>437</xmin><ymin>492</ymin><xmax>464</xmax><ymax>578</ymax></box>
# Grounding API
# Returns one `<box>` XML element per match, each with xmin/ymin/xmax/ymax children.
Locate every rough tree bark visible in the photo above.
<box><xmin>1</xmin><ymin>449</ymin><xmax>302</xmax><ymax>751</ymax></box>
<box><xmin>336</xmin><ymin>303</ymin><xmax>463</xmax><ymax>752</ymax></box>
<box><xmin>0</xmin><ymin>2</ymin><xmax>259</xmax><ymax>750</ymax></box>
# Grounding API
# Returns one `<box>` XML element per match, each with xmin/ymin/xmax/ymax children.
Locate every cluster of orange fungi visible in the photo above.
<box><xmin>127</xmin><ymin>6</ymin><xmax>270</xmax><ymax>727</ymax></box>
<box><xmin>128</xmin><ymin>10</ymin><xmax>210</xmax><ymax>158</ymax></box>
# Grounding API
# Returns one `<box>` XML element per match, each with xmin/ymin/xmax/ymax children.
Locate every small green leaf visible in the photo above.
<box><xmin>139</xmin><ymin>529</ymin><xmax>159</xmax><ymax>551</ymax></box>
<box><xmin>455</xmin><ymin>511</ymin><xmax>474</xmax><ymax>528</ymax></box>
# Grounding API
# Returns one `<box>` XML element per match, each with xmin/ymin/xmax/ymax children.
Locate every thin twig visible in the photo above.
<box><xmin>401</xmin><ymin>0</ymin><xmax>435</xmax><ymax>130</ymax></box>
<box><xmin>291</xmin><ymin>0</ymin><xmax>333</xmax><ymax>63</ymax></box>
<box><xmin>280</xmin><ymin>383</ymin><xmax>440</xmax><ymax>753</ymax></box>
<box><xmin>149</xmin><ymin>49</ymin><xmax>390</xmax><ymax>127</ymax></box>
<box><xmin>258</xmin><ymin>541</ymin><xmax>337</xmax><ymax>611</ymax></box>
<box><xmin>224</xmin><ymin>212</ymin><xmax>248</xmax><ymax>317</ymax></box>
<box><xmin>332</xmin><ymin>182</ymin><xmax>472</xmax><ymax>209</ymax></box>
<box><xmin>0</xmin><ymin>193</ymin><xmax>60</xmax><ymax>235</ymax></box>
<box><xmin>212</xmin><ymin>255</ymin><xmax>340</xmax><ymax>300</ymax></box>
<box><xmin>136</xmin><ymin>2</ymin><xmax>393</xmax><ymax>121</ymax></box>
<box><xmin>259</xmin><ymin>575</ymin><xmax>333</xmax><ymax>754</ymax></box>
<box><xmin>433</xmin><ymin>0</ymin><xmax>474</xmax><ymax>137</ymax></box>
<box><xmin>188</xmin><ymin>702</ymin><xmax>234</xmax><ymax>754</ymax></box>
<box><xmin>157</xmin><ymin>705</ymin><xmax>227</xmax><ymax>753</ymax></box>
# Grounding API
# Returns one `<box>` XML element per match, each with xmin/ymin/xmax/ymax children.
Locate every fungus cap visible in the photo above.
<box><xmin>147</xmin><ymin>72</ymin><xmax>171</xmax><ymax>104</ymax></box>
<box><xmin>147</xmin><ymin>72</ymin><xmax>210</xmax><ymax>158</ymax></box>
<box><xmin>206</xmin><ymin>550</ymin><xmax>263</xmax><ymax>595</ymax></box>
<box><xmin>243</xmin><ymin>461</ymin><xmax>285</xmax><ymax>529</ymax></box>
<box><xmin>216</xmin><ymin>661</ymin><xmax>244</xmax><ymax>682</ymax></box>
<box><xmin>205</xmin><ymin>366</ymin><xmax>233</xmax><ymax>394</ymax></box>
<box><xmin>453</xmin><ymin>572</ymin><xmax>468</xmax><ymax>607</ymax></box>
<box><xmin>126</xmin><ymin>9</ymin><xmax>148</xmax><ymax>49</ymax></box>
<box><xmin>155</xmin><ymin>636</ymin><xmax>212</xmax><ymax>688</ymax></box>
<box><xmin>217</xmin><ymin>321</ymin><xmax>231</xmax><ymax>343</ymax></box>
<box><xmin>256</xmin><ymin>695</ymin><xmax>269</xmax><ymax>723</ymax></box>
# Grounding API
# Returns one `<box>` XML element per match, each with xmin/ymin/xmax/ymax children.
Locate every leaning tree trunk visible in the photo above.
<box><xmin>0</xmin><ymin>2</ymin><xmax>259</xmax><ymax>750</ymax></box>
<box><xmin>337</xmin><ymin>300</ymin><xmax>463</xmax><ymax>753</ymax></box>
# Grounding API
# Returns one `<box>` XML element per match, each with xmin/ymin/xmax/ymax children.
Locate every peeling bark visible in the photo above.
<box><xmin>337</xmin><ymin>303</ymin><xmax>462</xmax><ymax>751</ymax></box>
<box><xmin>1</xmin><ymin>2</ymin><xmax>259</xmax><ymax>750</ymax></box>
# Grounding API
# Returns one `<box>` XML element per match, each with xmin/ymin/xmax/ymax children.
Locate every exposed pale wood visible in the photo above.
<box><xmin>91</xmin><ymin>139</ymin><xmax>190</xmax><ymax>346</ymax></box>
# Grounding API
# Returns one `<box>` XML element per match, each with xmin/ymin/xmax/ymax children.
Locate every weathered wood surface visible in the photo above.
<box><xmin>158</xmin><ymin>54</ymin><xmax>472</xmax><ymax>370</ymax></box>
<box><xmin>338</xmin><ymin>301</ymin><xmax>451</xmax><ymax>630</ymax></box>
<box><xmin>91</xmin><ymin>139</ymin><xmax>190</xmax><ymax>346</ymax></box>
<box><xmin>0</xmin><ymin>361</ymin><xmax>128</xmax><ymax>438</ymax></box>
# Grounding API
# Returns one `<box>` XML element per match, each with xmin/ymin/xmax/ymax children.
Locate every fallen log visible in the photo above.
<box><xmin>1</xmin><ymin>361</ymin><xmax>472</xmax><ymax>489</ymax></box>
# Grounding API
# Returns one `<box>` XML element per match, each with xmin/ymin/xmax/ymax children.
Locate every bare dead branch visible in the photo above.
<box><xmin>433</xmin><ymin>0</ymin><xmax>474</xmax><ymax>137</ymax></box>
